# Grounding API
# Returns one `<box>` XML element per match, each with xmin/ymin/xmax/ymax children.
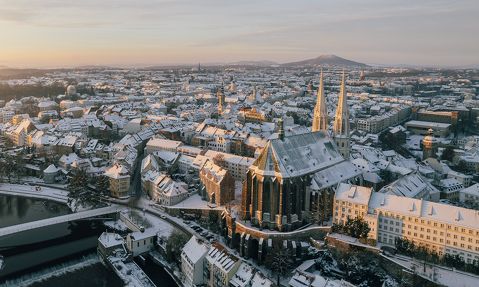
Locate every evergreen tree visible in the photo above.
<box><xmin>333</xmin><ymin>217</ymin><xmax>371</xmax><ymax>239</ymax></box>
<box><xmin>165</xmin><ymin>231</ymin><xmax>190</xmax><ymax>265</ymax></box>
<box><xmin>441</xmin><ymin>145</ymin><xmax>455</xmax><ymax>162</ymax></box>
<box><xmin>96</xmin><ymin>175</ymin><xmax>111</xmax><ymax>197</ymax></box>
<box><xmin>67</xmin><ymin>169</ymin><xmax>92</xmax><ymax>211</ymax></box>
<box><xmin>264</xmin><ymin>243</ymin><xmax>295</xmax><ymax>286</ymax></box>
<box><xmin>5</xmin><ymin>155</ymin><xmax>17</xmax><ymax>183</ymax></box>
<box><xmin>0</xmin><ymin>159</ymin><xmax>7</xmax><ymax>182</ymax></box>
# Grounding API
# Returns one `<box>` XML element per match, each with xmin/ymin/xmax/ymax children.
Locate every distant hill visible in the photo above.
<box><xmin>74</xmin><ymin>65</ymin><xmax>117</xmax><ymax>70</ymax></box>
<box><xmin>282</xmin><ymin>54</ymin><xmax>368</xmax><ymax>67</ymax></box>
<box><xmin>227</xmin><ymin>60</ymin><xmax>278</xmax><ymax>66</ymax></box>
<box><xmin>0</xmin><ymin>68</ymin><xmax>53</xmax><ymax>80</ymax></box>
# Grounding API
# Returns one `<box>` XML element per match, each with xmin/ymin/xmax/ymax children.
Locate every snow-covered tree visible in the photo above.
<box><xmin>67</xmin><ymin>169</ymin><xmax>93</xmax><ymax>211</ymax></box>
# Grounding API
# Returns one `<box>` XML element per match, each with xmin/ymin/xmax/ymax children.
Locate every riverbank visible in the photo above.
<box><xmin>148</xmin><ymin>251</ymin><xmax>183</xmax><ymax>287</ymax></box>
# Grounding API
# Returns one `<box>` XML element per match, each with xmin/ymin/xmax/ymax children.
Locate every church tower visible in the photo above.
<box><xmin>312</xmin><ymin>69</ymin><xmax>328</xmax><ymax>132</ymax></box>
<box><xmin>422</xmin><ymin>128</ymin><xmax>439</xmax><ymax>160</ymax></box>
<box><xmin>217</xmin><ymin>85</ymin><xmax>225</xmax><ymax>115</ymax></box>
<box><xmin>333</xmin><ymin>71</ymin><xmax>350</xmax><ymax>159</ymax></box>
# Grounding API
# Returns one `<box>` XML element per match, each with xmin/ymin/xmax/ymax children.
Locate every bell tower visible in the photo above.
<box><xmin>333</xmin><ymin>71</ymin><xmax>350</xmax><ymax>159</ymax></box>
<box><xmin>312</xmin><ymin>69</ymin><xmax>328</xmax><ymax>132</ymax></box>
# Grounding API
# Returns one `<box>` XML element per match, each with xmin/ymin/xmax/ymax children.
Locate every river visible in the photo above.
<box><xmin>0</xmin><ymin>194</ymin><xmax>176</xmax><ymax>286</ymax></box>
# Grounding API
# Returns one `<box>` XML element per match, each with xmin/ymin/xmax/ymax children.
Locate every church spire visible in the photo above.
<box><xmin>333</xmin><ymin>70</ymin><xmax>350</xmax><ymax>158</ymax></box>
<box><xmin>217</xmin><ymin>84</ymin><xmax>225</xmax><ymax>115</ymax></box>
<box><xmin>312</xmin><ymin>69</ymin><xmax>328</xmax><ymax>132</ymax></box>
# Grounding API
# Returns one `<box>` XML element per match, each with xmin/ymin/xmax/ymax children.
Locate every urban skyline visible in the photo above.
<box><xmin>1</xmin><ymin>1</ymin><xmax>479</xmax><ymax>287</ymax></box>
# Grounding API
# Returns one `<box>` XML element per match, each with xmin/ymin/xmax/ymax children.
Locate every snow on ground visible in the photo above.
<box><xmin>143</xmin><ymin>212</ymin><xmax>174</xmax><ymax>237</ymax></box>
<box><xmin>386</xmin><ymin>254</ymin><xmax>479</xmax><ymax>287</ymax></box>
<box><xmin>169</xmin><ymin>193</ymin><xmax>223</xmax><ymax>210</ymax></box>
<box><xmin>327</xmin><ymin>233</ymin><xmax>380</xmax><ymax>251</ymax></box>
<box><xmin>0</xmin><ymin>183</ymin><xmax>99</xmax><ymax>212</ymax></box>
<box><xmin>229</xmin><ymin>204</ymin><xmax>330</xmax><ymax>235</ymax></box>
<box><xmin>0</xmin><ymin>183</ymin><xmax>68</xmax><ymax>204</ymax></box>
<box><xmin>116</xmin><ymin>200</ymin><xmax>176</xmax><ymax>238</ymax></box>
<box><xmin>109</xmin><ymin>256</ymin><xmax>155</xmax><ymax>287</ymax></box>
<box><xmin>232</xmin><ymin>180</ymin><xmax>243</xmax><ymax>205</ymax></box>
<box><xmin>104</xmin><ymin>220</ymin><xmax>129</xmax><ymax>232</ymax></box>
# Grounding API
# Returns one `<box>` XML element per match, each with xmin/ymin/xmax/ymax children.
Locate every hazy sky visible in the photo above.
<box><xmin>0</xmin><ymin>0</ymin><xmax>477</xmax><ymax>68</ymax></box>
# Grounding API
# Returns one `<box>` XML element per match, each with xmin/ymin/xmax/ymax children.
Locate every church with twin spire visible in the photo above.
<box><xmin>239</xmin><ymin>70</ymin><xmax>358</xmax><ymax>232</ymax></box>
<box><xmin>312</xmin><ymin>70</ymin><xmax>351</xmax><ymax>159</ymax></box>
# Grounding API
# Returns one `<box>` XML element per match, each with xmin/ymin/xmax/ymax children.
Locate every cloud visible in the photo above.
<box><xmin>0</xmin><ymin>0</ymin><xmax>477</xmax><ymax>66</ymax></box>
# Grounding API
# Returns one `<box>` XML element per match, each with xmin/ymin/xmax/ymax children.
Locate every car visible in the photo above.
<box><xmin>183</xmin><ymin>220</ymin><xmax>190</xmax><ymax>225</ymax></box>
<box><xmin>380</xmin><ymin>246</ymin><xmax>397</xmax><ymax>256</ymax></box>
<box><xmin>159</xmin><ymin>215</ymin><xmax>166</xmax><ymax>219</ymax></box>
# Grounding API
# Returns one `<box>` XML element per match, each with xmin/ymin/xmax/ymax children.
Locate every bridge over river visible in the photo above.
<box><xmin>0</xmin><ymin>205</ymin><xmax>124</xmax><ymax>238</ymax></box>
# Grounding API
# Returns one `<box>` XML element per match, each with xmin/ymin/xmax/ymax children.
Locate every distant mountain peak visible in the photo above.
<box><xmin>318</xmin><ymin>54</ymin><xmax>337</xmax><ymax>59</ymax></box>
<box><xmin>283</xmin><ymin>54</ymin><xmax>367</xmax><ymax>67</ymax></box>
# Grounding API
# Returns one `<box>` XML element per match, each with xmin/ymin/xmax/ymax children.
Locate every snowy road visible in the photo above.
<box><xmin>386</xmin><ymin>254</ymin><xmax>479</xmax><ymax>287</ymax></box>
<box><xmin>0</xmin><ymin>183</ymin><xmax>69</xmax><ymax>204</ymax></box>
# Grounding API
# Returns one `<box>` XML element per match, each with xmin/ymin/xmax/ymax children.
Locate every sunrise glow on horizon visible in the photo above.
<box><xmin>0</xmin><ymin>0</ymin><xmax>478</xmax><ymax>68</ymax></box>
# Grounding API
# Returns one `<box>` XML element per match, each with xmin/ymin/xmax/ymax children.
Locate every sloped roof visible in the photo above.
<box><xmin>182</xmin><ymin>236</ymin><xmax>209</xmax><ymax>265</ymax></box>
<box><xmin>44</xmin><ymin>164</ymin><xmax>59</xmax><ymax>174</ymax></box>
<box><xmin>370</xmin><ymin>192</ymin><xmax>479</xmax><ymax>229</ymax></box>
<box><xmin>379</xmin><ymin>172</ymin><xmax>439</xmax><ymax>198</ymax></box>
<box><xmin>250</xmin><ymin>131</ymin><xmax>343</xmax><ymax>178</ymax></box>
